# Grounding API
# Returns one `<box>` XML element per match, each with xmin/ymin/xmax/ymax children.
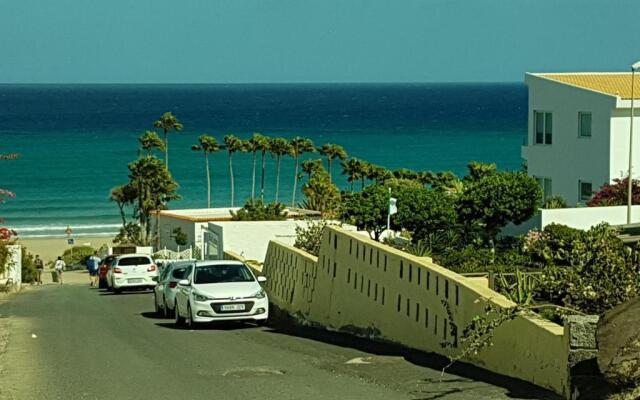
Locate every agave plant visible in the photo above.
<box><xmin>497</xmin><ymin>268</ymin><xmax>539</xmax><ymax>306</ymax></box>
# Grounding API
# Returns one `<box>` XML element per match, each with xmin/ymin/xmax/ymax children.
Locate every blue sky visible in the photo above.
<box><xmin>0</xmin><ymin>0</ymin><xmax>638</xmax><ymax>83</ymax></box>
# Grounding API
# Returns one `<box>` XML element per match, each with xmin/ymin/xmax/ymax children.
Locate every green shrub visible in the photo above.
<box><xmin>61</xmin><ymin>245</ymin><xmax>95</xmax><ymax>269</ymax></box>
<box><xmin>535</xmin><ymin>223</ymin><xmax>640</xmax><ymax>314</ymax></box>
<box><xmin>433</xmin><ymin>246</ymin><xmax>495</xmax><ymax>274</ymax></box>
<box><xmin>542</xmin><ymin>195</ymin><xmax>567</xmax><ymax>209</ymax></box>
<box><xmin>230</xmin><ymin>199</ymin><xmax>287</xmax><ymax>221</ymax></box>
<box><xmin>526</xmin><ymin>224</ymin><xmax>585</xmax><ymax>266</ymax></box>
<box><xmin>294</xmin><ymin>219</ymin><xmax>338</xmax><ymax>256</ymax></box>
<box><xmin>20</xmin><ymin>246</ymin><xmax>36</xmax><ymax>283</ymax></box>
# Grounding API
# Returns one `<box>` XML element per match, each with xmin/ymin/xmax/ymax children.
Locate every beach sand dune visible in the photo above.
<box><xmin>18</xmin><ymin>237</ymin><xmax>115</xmax><ymax>263</ymax></box>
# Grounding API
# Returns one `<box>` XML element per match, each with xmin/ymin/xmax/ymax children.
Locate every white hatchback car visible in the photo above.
<box><xmin>107</xmin><ymin>254</ymin><xmax>158</xmax><ymax>294</ymax></box>
<box><xmin>174</xmin><ymin>261</ymin><xmax>268</xmax><ymax>328</ymax></box>
<box><xmin>153</xmin><ymin>261</ymin><xmax>193</xmax><ymax>317</ymax></box>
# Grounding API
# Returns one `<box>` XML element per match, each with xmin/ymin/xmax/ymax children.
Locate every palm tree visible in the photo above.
<box><xmin>247</xmin><ymin>133</ymin><xmax>268</xmax><ymax>201</ymax></box>
<box><xmin>341</xmin><ymin>158</ymin><xmax>365</xmax><ymax>191</ymax></box>
<box><xmin>191</xmin><ymin>135</ymin><xmax>220</xmax><ymax>208</ymax></box>
<box><xmin>251</xmin><ymin>134</ymin><xmax>271</xmax><ymax>202</ymax></box>
<box><xmin>153</xmin><ymin>112</ymin><xmax>183</xmax><ymax>169</ymax></box>
<box><xmin>289</xmin><ymin>137</ymin><xmax>315</xmax><ymax>206</ymax></box>
<box><xmin>223</xmin><ymin>134</ymin><xmax>244</xmax><ymax>207</ymax></box>
<box><xmin>301</xmin><ymin>159</ymin><xmax>324</xmax><ymax>180</ymax></box>
<box><xmin>269</xmin><ymin>138</ymin><xmax>293</xmax><ymax>203</ymax></box>
<box><xmin>318</xmin><ymin>143</ymin><xmax>348</xmax><ymax>182</ymax></box>
<box><xmin>139</xmin><ymin>131</ymin><xmax>165</xmax><ymax>156</ymax></box>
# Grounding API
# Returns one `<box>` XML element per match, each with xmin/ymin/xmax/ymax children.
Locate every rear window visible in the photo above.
<box><xmin>172</xmin><ymin>267</ymin><xmax>190</xmax><ymax>280</ymax></box>
<box><xmin>194</xmin><ymin>264</ymin><xmax>254</xmax><ymax>284</ymax></box>
<box><xmin>117</xmin><ymin>256</ymin><xmax>152</xmax><ymax>266</ymax></box>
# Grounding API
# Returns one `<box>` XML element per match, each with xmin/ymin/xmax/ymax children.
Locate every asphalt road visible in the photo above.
<box><xmin>0</xmin><ymin>276</ymin><xmax>559</xmax><ymax>400</ymax></box>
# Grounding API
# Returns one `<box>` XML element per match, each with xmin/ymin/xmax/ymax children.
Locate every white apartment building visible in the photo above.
<box><xmin>522</xmin><ymin>73</ymin><xmax>640</xmax><ymax>205</ymax></box>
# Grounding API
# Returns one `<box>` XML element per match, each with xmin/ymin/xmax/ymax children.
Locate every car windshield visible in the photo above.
<box><xmin>194</xmin><ymin>264</ymin><xmax>254</xmax><ymax>284</ymax></box>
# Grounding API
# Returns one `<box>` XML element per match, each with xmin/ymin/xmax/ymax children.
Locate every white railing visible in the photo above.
<box><xmin>152</xmin><ymin>247</ymin><xmax>193</xmax><ymax>261</ymax></box>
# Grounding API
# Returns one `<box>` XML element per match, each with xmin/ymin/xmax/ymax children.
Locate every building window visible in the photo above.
<box><xmin>579</xmin><ymin>181</ymin><xmax>593</xmax><ymax>202</ymax></box>
<box><xmin>534</xmin><ymin>111</ymin><xmax>552</xmax><ymax>145</ymax></box>
<box><xmin>579</xmin><ymin>112</ymin><xmax>592</xmax><ymax>137</ymax></box>
<box><xmin>536</xmin><ymin>177</ymin><xmax>552</xmax><ymax>201</ymax></box>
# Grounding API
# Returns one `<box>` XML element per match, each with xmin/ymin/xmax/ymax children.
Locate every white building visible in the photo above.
<box><xmin>522</xmin><ymin>73</ymin><xmax>640</xmax><ymax>205</ymax></box>
<box><xmin>157</xmin><ymin>208</ymin><xmax>239</xmax><ymax>254</ymax></box>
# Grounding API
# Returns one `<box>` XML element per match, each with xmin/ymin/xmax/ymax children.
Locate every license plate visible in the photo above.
<box><xmin>128</xmin><ymin>278</ymin><xmax>143</xmax><ymax>284</ymax></box>
<box><xmin>221</xmin><ymin>304</ymin><xmax>245</xmax><ymax>311</ymax></box>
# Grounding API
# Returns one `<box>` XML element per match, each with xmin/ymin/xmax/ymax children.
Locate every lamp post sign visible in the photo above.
<box><xmin>65</xmin><ymin>225</ymin><xmax>74</xmax><ymax>246</ymax></box>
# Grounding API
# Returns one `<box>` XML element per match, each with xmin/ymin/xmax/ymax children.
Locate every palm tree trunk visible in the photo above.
<box><xmin>275</xmin><ymin>155</ymin><xmax>281</xmax><ymax>203</ymax></box>
<box><xmin>260</xmin><ymin>150</ymin><xmax>266</xmax><ymax>202</ymax></box>
<box><xmin>229</xmin><ymin>153</ymin><xmax>235</xmax><ymax>207</ymax></box>
<box><xmin>164</xmin><ymin>129</ymin><xmax>169</xmax><ymax>168</ymax></box>
<box><xmin>350</xmin><ymin>181</ymin><xmax>354</xmax><ymax>191</ymax></box>
<box><xmin>205</xmin><ymin>152</ymin><xmax>211</xmax><ymax>208</ymax></box>
<box><xmin>292</xmin><ymin>156</ymin><xmax>299</xmax><ymax>206</ymax></box>
<box><xmin>328</xmin><ymin>158</ymin><xmax>332</xmax><ymax>182</ymax></box>
<box><xmin>361</xmin><ymin>177</ymin><xmax>365</xmax><ymax>191</ymax></box>
<box><xmin>251</xmin><ymin>151</ymin><xmax>257</xmax><ymax>202</ymax></box>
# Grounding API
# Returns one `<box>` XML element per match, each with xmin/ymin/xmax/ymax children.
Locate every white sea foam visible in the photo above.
<box><xmin>11</xmin><ymin>224</ymin><xmax>122</xmax><ymax>232</ymax></box>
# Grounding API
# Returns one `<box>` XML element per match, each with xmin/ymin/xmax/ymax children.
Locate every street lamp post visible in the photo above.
<box><xmin>627</xmin><ymin>61</ymin><xmax>640</xmax><ymax>224</ymax></box>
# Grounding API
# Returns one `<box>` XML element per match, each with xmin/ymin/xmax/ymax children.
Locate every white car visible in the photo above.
<box><xmin>106</xmin><ymin>254</ymin><xmax>158</xmax><ymax>294</ymax></box>
<box><xmin>174</xmin><ymin>261</ymin><xmax>268</xmax><ymax>328</ymax></box>
<box><xmin>153</xmin><ymin>261</ymin><xmax>193</xmax><ymax>318</ymax></box>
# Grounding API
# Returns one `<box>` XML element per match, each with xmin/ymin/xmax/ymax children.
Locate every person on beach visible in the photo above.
<box><xmin>86</xmin><ymin>251</ymin><xmax>101</xmax><ymax>286</ymax></box>
<box><xmin>54</xmin><ymin>256</ymin><xmax>65</xmax><ymax>285</ymax></box>
<box><xmin>34</xmin><ymin>255</ymin><xmax>44</xmax><ymax>285</ymax></box>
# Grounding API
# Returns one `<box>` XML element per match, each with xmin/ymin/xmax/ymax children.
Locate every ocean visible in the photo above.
<box><xmin>0</xmin><ymin>83</ymin><xmax>527</xmax><ymax>238</ymax></box>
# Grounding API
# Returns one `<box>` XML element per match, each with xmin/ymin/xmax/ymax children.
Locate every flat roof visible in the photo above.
<box><xmin>158</xmin><ymin>207</ymin><xmax>321</xmax><ymax>223</ymax></box>
<box><xmin>532</xmin><ymin>72</ymin><xmax>640</xmax><ymax>99</ymax></box>
<box><xmin>158</xmin><ymin>208</ymin><xmax>239</xmax><ymax>222</ymax></box>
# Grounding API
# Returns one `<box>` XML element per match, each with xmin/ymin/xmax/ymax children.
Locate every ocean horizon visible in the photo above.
<box><xmin>0</xmin><ymin>83</ymin><xmax>527</xmax><ymax>238</ymax></box>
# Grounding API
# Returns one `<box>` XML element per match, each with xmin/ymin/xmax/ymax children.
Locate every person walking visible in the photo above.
<box><xmin>86</xmin><ymin>252</ymin><xmax>101</xmax><ymax>287</ymax></box>
<box><xmin>34</xmin><ymin>255</ymin><xmax>44</xmax><ymax>285</ymax></box>
<box><xmin>54</xmin><ymin>256</ymin><xmax>65</xmax><ymax>285</ymax></box>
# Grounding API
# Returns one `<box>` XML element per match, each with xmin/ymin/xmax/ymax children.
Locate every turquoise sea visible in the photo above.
<box><xmin>0</xmin><ymin>83</ymin><xmax>527</xmax><ymax>237</ymax></box>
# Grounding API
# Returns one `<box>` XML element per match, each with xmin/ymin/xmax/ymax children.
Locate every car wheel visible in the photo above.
<box><xmin>163</xmin><ymin>296</ymin><xmax>171</xmax><ymax>318</ymax></box>
<box><xmin>154</xmin><ymin>293</ymin><xmax>161</xmax><ymax>316</ymax></box>
<box><xmin>113</xmin><ymin>287</ymin><xmax>122</xmax><ymax>294</ymax></box>
<box><xmin>186</xmin><ymin>304</ymin><xmax>195</xmax><ymax>329</ymax></box>
<box><xmin>174</xmin><ymin>303</ymin><xmax>185</xmax><ymax>327</ymax></box>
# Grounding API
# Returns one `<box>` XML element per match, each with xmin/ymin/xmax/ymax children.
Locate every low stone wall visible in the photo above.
<box><xmin>262</xmin><ymin>227</ymin><xmax>571</xmax><ymax>397</ymax></box>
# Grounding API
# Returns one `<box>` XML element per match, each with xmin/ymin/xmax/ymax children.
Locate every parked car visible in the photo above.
<box><xmin>153</xmin><ymin>261</ymin><xmax>193</xmax><ymax>318</ymax></box>
<box><xmin>98</xmin><ymin>255</ymin><xmax>116</xmax><ymax>289</ymax></box>
<box><xmin>174</xmin><ymin>261</ymin><xmax>268</xmax><ymax>328</ymax></box>
<box><xmin>106</xmin><ymin>254</ymin><xmax>158</xmax><ymax>294</ymax></box>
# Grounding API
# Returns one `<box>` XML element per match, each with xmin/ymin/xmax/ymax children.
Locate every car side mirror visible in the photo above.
<box><xmin>257</xmin><ymin>276</ymin><xmax>267</xmax><ymax>283</ymax></box>
<box><xmin>178</xmin><ymin>279</ymin><xmax>190</xmax><ymax>286</ymax></box>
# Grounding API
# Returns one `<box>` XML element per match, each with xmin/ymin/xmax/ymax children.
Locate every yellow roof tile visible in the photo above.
<box><xmin>537</xmin><ymin>73</ymin><xmax>640</xmax><ymax>99</ymax></box>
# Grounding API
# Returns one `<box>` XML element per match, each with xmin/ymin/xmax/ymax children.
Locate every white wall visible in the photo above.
<box><xmin>539</xmin><ymin>205</ymin><xmax>640</xmax><ymax>230</ymax></box>
<box><xmin>609</xmin><ymin>108</ymin><xmax>640</xmax><ymax>183</ymax></box>
<box><xmin>0</xmin><ymin>245</ymin><xmax>22</xmax><ymax>290</ymax></box>
<box><xmin>523</xmin><ymin>74</ymin><xmax>617</xmax><ymax>205</ymax></box>
<box><xmin>207</xmin><ymin>221</ymin><xmax>312</xmax><ymax>262</ymax></box>
<box><xmin>157</xmin><ymin>215</ymin><xmax>209</xmax><ymax>252</ymax></box>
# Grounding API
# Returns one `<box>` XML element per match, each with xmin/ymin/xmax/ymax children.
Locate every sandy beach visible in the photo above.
<box><xmin>18</xmin><ymin>236</ymin><xmax>115</xmax><ymax>263</ymax></box>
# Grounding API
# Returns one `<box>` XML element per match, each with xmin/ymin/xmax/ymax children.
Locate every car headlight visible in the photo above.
<box><xmin>251</xmin><ymin>289</ymin><xmax>266</xmax><ymax>299</ymax></box>
<box><xmin>193</xmin><ymin>292</ymin><xmax>213</xmax><ymax>302</ymax></box>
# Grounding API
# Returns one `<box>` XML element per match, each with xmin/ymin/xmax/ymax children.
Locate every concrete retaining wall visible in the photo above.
<box><xmin>262</xmin><ymin>226</ymin><xmax>570</xmax><ymax>396</ymax></box>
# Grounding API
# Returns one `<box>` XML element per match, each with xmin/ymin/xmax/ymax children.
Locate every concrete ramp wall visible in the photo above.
<box><xmin>262</xmin><ymin>226</ymin><xmax>569</xmax><ymax>397</ymax></box>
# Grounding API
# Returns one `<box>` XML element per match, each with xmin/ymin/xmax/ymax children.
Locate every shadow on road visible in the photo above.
<box><xmin>97</xmin><ymin>290</ymin><xmax>153</xmax><ymax>296</ymax></box>
<box><xmin>154</xmin><ymin>321</ymin><xmax>258</xmax><ymax>331</ymax></box>
<box><xmin>264</xmin><ymin>314</ymin><xmax>562</xmax><ymax>400</ymax></box>
<box><xmin>140</xmin><ymin>311</ymin><xmax>163</xmax><ymax>319</ymax></box>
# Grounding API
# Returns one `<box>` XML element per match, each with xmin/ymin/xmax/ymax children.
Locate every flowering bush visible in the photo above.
<box><xmin>588</xmin><ymin>177</ymin><xmax>640</xmax><ymax>207</ymax></box>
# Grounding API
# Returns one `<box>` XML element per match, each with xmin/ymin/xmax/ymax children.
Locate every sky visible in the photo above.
<box><xmin>0</xmin><ymin>0</ymin><xmax>638</xmax><ymax>84</ymax></box>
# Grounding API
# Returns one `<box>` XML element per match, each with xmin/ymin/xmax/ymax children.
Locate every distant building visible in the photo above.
<box><xmin>522</xmin><ymin>73</ymin><xmax>640</xmax><ymax>205</ymax></box>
